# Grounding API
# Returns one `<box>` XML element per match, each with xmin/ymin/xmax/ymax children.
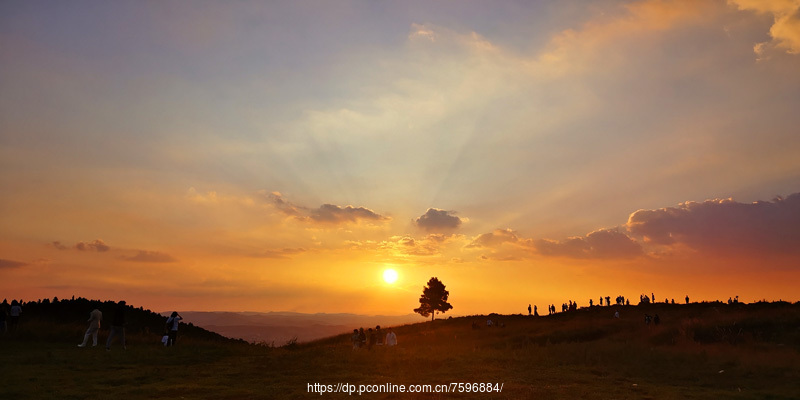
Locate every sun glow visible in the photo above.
<box><xmin>383</xmin><ymin>268</ymin><xmax>398</xmax><ymax>284</ymax></box>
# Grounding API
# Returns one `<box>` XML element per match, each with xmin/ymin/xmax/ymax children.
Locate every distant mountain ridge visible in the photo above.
<box><xmin>163</xmin><ymin>311</ymin><xmax>422</xmax><ymax>344</ymax></box>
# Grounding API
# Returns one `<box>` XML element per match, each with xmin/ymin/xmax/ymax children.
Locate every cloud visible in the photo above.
<box><xmin>414</xmin><ymin>208</ymin><xmax>463</xmax><ymax>232</ymax></box>
<box><xmin>0</xmin><ymin>259</ymin><xmax>27</xmax><ymax>269</ymax></box>
<box><xmin>251</xmin><ymin>248</ymin><xmax>306</xmax><ymax>259</ymax></box>
<box><xmin>627</xmin><ymin>192</ymin><xmax>800</xmax><ymax>255</ymax></box>
<box><xmin>121</xmin><ymin>250</ymin><xmax>178</xmax><ymax>263</ymax></box>
<box><xmin>537</xmin><ymin>0</ymin><xmax>714</xmax><ymax>75</ymax></box>
<box><xmin>264</xmin><ymin>191</ymin><xmax>305</xmax><ymax>217</ymax></box>
<box><xmin>309</xmin><ymin>204</ymin><xmax>388</xmax><ymax>224</ymax></box>
<box><xmin>729</xmin><ymin>0</ymin><xmax>800</xmax><ymax>56</ymax></box>
<box><xmin>346</xmin><ymin>234</ymin><xmax>459</xmax><ymax>258</ymax></box>
<box><xmin>534</xmin><ymin>229</ymin><xmax>643</xmax><ymax>259</ymax></box>
<box><xmin>465</xmin><ymin>229</ymin><xmax>537</xmax><ymax>261</ymax></box>
<box><xmin>74</xmin><ymin>239</ymin><xmax>110</xmax><ymax>252</ymax></box>
<box><xmin>264</xmin><ymin>192</ymin><xmax>388</xmax><ymax>226</ymax></box>
<box><xmin>50</xmin><ymin>241</ymin><xmax>68</xmax><ymax>250</ymax></box>
<box><xmin>467</xmin><ymin>229</ymin><xmax>531</xmax><ymax>249</ymax></box>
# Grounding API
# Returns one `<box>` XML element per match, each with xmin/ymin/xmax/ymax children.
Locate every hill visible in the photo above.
<box><xmin>1</xmin><ymin>296</ymin><xmax>240</xmax><ymax>344</ymax></box>
<box><xmin>1</xmin><ymin>300</ymin><xmax>799</xmax><ymax>399</ymax></box>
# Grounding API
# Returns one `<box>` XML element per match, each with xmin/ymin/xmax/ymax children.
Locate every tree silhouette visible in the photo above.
<box><xmin>414</xmin><ymin>277</ymin><xmax>453</xmax><ymax>321</ymax></box>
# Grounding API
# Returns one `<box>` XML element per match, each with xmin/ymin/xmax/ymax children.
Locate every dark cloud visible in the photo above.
<box><xmin>0</xmin><ymin>258</ymin><xmax>27</xmax><ymax>269</ymax></box>
<box><xmin>414</xmin><ymin>208</ymin><xmax>463</xmax><ymax>232</ymax></box>
<box><xmin>534</xmin><ymin>229</ymin><xmax>643</xmax><ymax>259</ymax></box>
<box><xmin>50</xmin><ymin>241</ymin><xmax>68</xmax><ymax>250</ymax></box>
<box><xmin>121</xmin><ymin>250</ymin><xmax>177</xmax><ymax>263</ymax></box>
<box><xmin>627</xmin><ymin>193</ymin><xmax>800</xmax><ymax>255</ymax></box>
<box><xmin>309</xmin><ymin>204</ymin><xmax>388</xmax><ymax>224</ymax></box>
<box><xmin>266</xmin><ymin>191</ymin><xmax>389</xmax><ymax>225</ymax></box>
<box><xmin>74</xmin><ymin>239</ymin><xmax>110</xmax><ymax>252</ymax></box>
<box><xmin>251</xmin><ymin>248</ymin><xmax>306</xmax><ymax>259</ymax></box>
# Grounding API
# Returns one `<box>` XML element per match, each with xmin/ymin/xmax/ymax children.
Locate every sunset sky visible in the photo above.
<box><xmin>1</xmin><ymin>0</ymin><xmax>799</xmax><ymax>317</ymax></box>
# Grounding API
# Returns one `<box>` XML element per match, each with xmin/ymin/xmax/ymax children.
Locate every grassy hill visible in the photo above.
<box><xmin>1</xmin><ymin>300</ymin><xmax>799</xmax><ymax>399</ymax></box>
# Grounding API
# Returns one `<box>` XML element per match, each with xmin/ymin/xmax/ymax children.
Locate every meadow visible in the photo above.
<box><xmin>1</xmin><ymin>301</ymin><xmax>798</xmax><ymax>399</ymax></box>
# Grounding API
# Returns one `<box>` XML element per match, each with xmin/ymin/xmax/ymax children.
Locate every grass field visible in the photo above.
<box><xmin>1</xmin><ymin>302</ymin><xmax>799</xmax><ymax>399</ymax></box>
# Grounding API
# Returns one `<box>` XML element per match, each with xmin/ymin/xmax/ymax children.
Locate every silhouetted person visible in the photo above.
<box><xmin>375</xmin><ymin>325</ymin><xmax>383</xmax><ymax>345</ymax></box>
<box><xmin>644</xmin><ymin>314</ymin><xmax>651</xmax><ymax>326</ymax></box>
<box><xmin>599</xmin><ymin>297</ymin><xmax>603</xmax><ymax>306</ymax></box>
<box><xmin>685</xmin><ymin>295</ymin><xmax>689</xmax><ymax>304</ymax></box>
<box><xmin>654</xmin><ymin>314</ymin><xmax>660</xmax><ymax>326</ymax></box>
<box><xmin>166</xmin><ymin>311</ymin><xmax>183</xmax><ymax>346</ymax></box>
<box><xmin>358</xmin><ymin>328</ymin><xmax>366</xmax><ymax>347</ymax></box>
<box><xmin>78</xmin><ymin>309</ymin><xmax>102</xmax><ymax>347</ymax></box>
<box><xmin>606</xmin><ymin>296</ymin><xmax>611</xmax><ymax>307</ymax></box>
<box><xmin>528</xmin><ymin>304</ymin><xmax>532</xmax><ymax>316</ymax></box>
<box><xmin>671</xmin><ymin>299</ymin><xmax>675</xmax><ymax>304</ymax></box>
<box><xmin>106</xmin><ymin>301</ymin><xmax>127</xmax><ymax>350</ymax></box>
<box><xmin>351</xmin><ymin>329</ymin><xmax>360</xmax><ymax>350</ymax></box>
<box><xmin>9</xmin><ymin>300</ymin><xmax>21</xmax><ymax>332</ymax></box>
<box><xmin>590</xmin><ymin>299</ymin><xmax>593</xmax><ymax>307</ymax></box>
<box><xmin>0</xmin><ymin>301</ymin><xmax>7</xmax><ymax>333</ymax></box>
<box><xmin>534</xmin><ymin>305</ymin><xmax>539</xmax><ymax>317</ymax></box>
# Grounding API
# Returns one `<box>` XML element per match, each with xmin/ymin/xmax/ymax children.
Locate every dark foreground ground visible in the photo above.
<box><xmin>1</xmin><ymin>302</ymin><xmax>799</xmax><ymax>399</ymax></box>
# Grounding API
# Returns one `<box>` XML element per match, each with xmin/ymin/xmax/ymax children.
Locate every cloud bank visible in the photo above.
<box><xmin>468</xmin><ymin>192</ymin><xmax>800</xmax><ymax>262</ymax></box>
<box><xmin>627</xmin><ymin>193</ymin><xmax>800</xmax><ymax>255</ymax></box>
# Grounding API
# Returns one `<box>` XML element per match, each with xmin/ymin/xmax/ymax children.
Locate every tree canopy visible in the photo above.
<box><xmin>413</xmin><ymin>277</ymin><xmax>453</xmax><ymax>321</ymax></box>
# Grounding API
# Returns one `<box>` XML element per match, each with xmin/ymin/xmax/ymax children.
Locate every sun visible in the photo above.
<box><xmin>383</xmin><ymin>268</ymin><xmax>398</xmax><ymax>284</ymax></box>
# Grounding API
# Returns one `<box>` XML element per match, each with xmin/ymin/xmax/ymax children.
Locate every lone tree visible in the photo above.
<box><xmin>414</xmin><ymin>277</ymin><xmax>453</xmax><ymax>321</ymax></box>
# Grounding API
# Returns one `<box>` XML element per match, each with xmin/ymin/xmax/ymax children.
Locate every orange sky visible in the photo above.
<box><xmin>1</xmin><ymin>0</ymin><xmax>799</xmax><ymax>316</ymax></box>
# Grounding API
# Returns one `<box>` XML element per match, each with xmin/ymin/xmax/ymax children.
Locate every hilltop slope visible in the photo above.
<box><xmin>1</xmin><ymin>300</ymin><xmax>798</xmax><ymax>399</ymax></box>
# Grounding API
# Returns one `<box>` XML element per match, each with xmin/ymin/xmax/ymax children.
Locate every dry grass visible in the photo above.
<box><xmin>1</xmin><ymin>302</ymin><xmax>798</xmax><ymax>399</ymax></box>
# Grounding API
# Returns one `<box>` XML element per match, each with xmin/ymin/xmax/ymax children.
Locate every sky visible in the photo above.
<box><xmin>1</xmin><ymin>0</ymin><xmax>799</xmax><ymax>317</ymax></box>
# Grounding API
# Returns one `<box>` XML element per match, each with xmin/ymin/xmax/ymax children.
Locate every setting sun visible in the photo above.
<box><xmin>383</xmin><ymin>268</ymin><xmax>398</xmax><ymax>284</ymax></box>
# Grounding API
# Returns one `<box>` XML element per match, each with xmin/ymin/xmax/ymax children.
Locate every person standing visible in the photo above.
<box><xmin>385</xmin><ymin>328</ymin><xmax>397</xmax><ymax>347</ymax></box>
<box><xmin>9</xmin><ymin>300</ymin><xmax>22</xmax><ymax>332</ymax></box>
<box><xmin>165</xmin><ymin>312</ymin><xmax>183</xmax><ymax>347</ymax></box>
<box><xmin>78</xmin><ymin>309</ymin><xmax>103</xmax><ymax>347</ymax></box>
<box><xmin>106</xmin><ymin>301</ymin><xmax>127</xmax><ymax>350</ymax></box>
<box><xmin>0</xmin><ymin>301</ymin><xmax>8</xmax><ymax>333</ymax></box>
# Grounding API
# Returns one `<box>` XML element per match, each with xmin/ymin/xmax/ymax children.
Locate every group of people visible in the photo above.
<box><xmin>532</xmin><ymin>293</ymin><xmax>696</xmax><ymax>316</ymax></box>
<box><xmin>73</xmin><ymin>301</ymin><xmax>184</xmax><ymax>350</ymax></box>
<box><xmin>0</xmin><ymin>300</ymin><xmax>23</xmax><ymax>333</ymax></box>
<box><xmin>644</xmin><ymin>313</ymin><xmax>661</xmax><ymax>326</ymax></box>
<box><xmin>77</xmin><ymin>301</ymin><xmax>128</xmax><ymax>350</ymax></box>
<box><xmin>351</xmin><ymin>325</ymin><xmax>397</xmax><ymax>350</ymax></box>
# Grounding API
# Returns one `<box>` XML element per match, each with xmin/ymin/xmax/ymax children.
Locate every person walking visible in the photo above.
<box><xmin>78</xmin><ymin>309</ymin><xmax>103</xmax><ymax>347</ymax></box>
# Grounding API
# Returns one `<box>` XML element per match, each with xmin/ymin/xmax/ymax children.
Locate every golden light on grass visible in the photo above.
<box><xmin>383</xmin><ymin>268</ymin><xmax>398</xmax><ymax>284</ymax></box>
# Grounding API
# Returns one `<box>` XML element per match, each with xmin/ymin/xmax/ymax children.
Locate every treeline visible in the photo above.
<box><xmin>2</xmin><ymin>296</ymin><xmax>241</xmax><ymax>344</ymax></box>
